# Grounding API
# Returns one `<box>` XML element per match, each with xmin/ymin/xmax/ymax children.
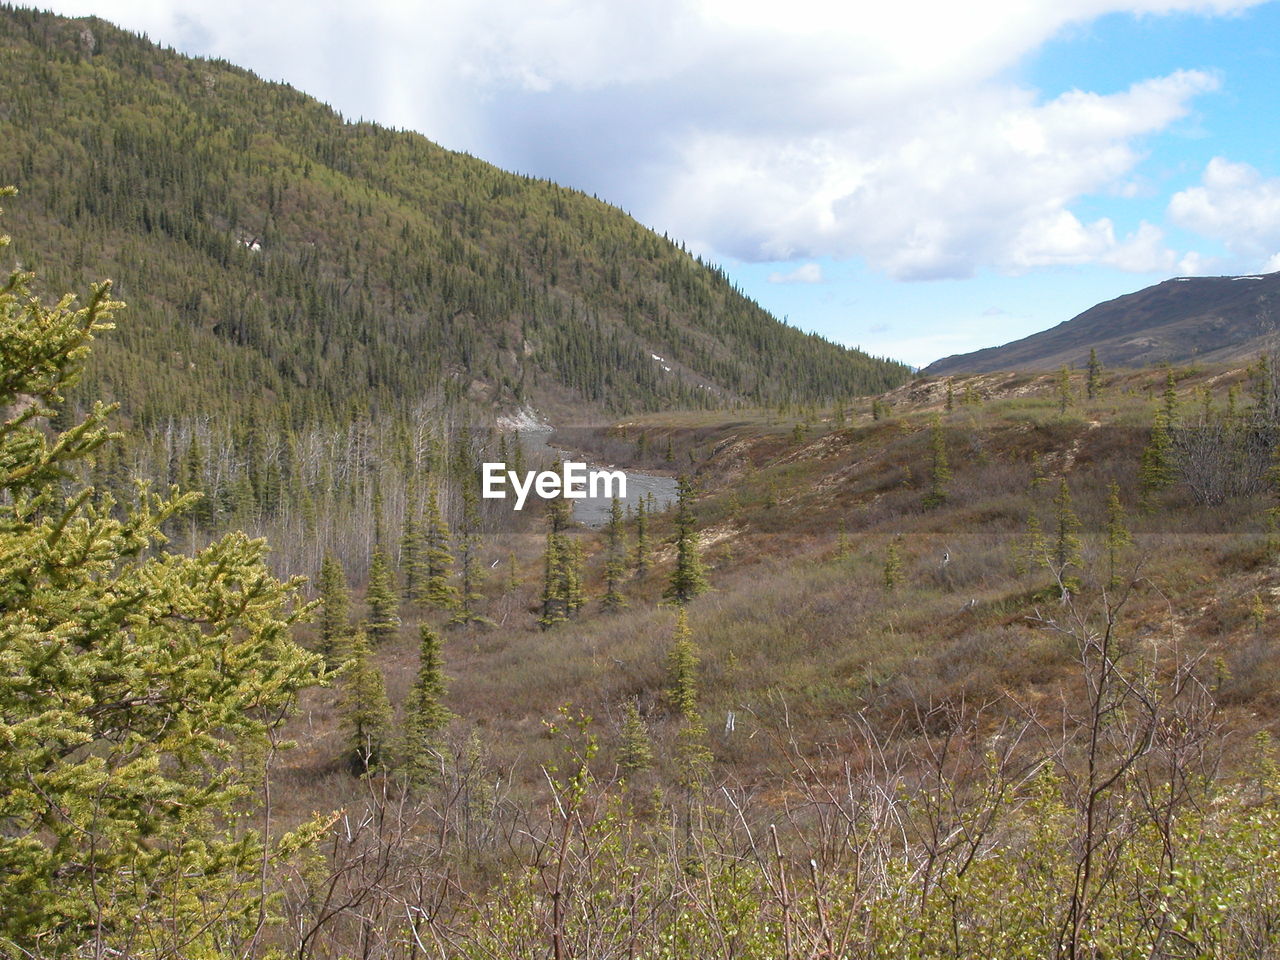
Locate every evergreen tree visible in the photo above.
<box><xmin>664</xmin><ymin>474</ymin><xmax>708</xmax><ymax>605</ymax></box>
<box><xmin>945</xmin><ymin>378</ymin><xmax>954</xmax><ymax>411</ymax></box>
<box><xmin>366</xmin><ymin>547</ymin><xmax>402</xmax><ymax>642</ymax></box>
<box><xmin>1139</xmin><ymin>410</ymin><xmax>1175</xmax><ymax>508</ymax></box>
<box><xmin>317</xmin><ymin>552</ymin><xmax>352</xmax><ymax>665</ymax></box>
<box><xmin>400</xmin><ymin>479</ymin><xmax>427</xmax><ymax>604</ymax></box>
<box><xmin>450</xmin><ymin>479</ymin><xmax>491</xmax><ymax>626</ymax></box>
<box><xmin>674</xmin><ymin>710</ymin><xmax>713</xmax><ymax>792</ymax></box>
<box><xmin>0</xmin><ymin>207</ymin><xmax>321</xmax><ymax>951</ymax></box>
<box><xmin>1162</xmin><ymin>368</ymin><xmax>1180</xmax><ymax>426</ymax></box>
<box><xmin>423</xmin><ymin>481</ymin><xmax>459</xmax><ymax>610</ymax></box>
<box><xmin>565</xmin><ymin>535</ymin><xmax>587</xmax><ymax>614</ymax></box>
<box><xmin>1057</xmin><ymin>365</ymin><xmax>1073</xmax><ymax>414</ymax></box>
<box><xmin>1086</xmin><ymin>347</ymin><xmax>1102</xmax><ymax>400</ymax></box>
<box><xmin>403</xmin><ymin>625</ymin><xmax>454</xmax><ymax>778</ymax></box>
<box><xmin>539</xmin><ymin>526</ymin><xmax>585</xmax><ymax>627</ymax></box>
<box><xmin>617</xmin><ymin>698</ymin><xmax>655</xmax><ymax>774</ymax></box>
<box><xmin>601</xmin><ymin>496</ymin><xmax>628</xmax><ymax>609</ymax></box>
<box><xmin>667</xmin><ymin>609</ymin><xmax>700</xmax><ymax>718</ymax></box>
<box><xmin>1051</xmin><ymin>477</ymin><xmax>1082</xmax><ymax>593</ymax></box>
<box><xmin>633</xmin><ymin>495</ymin><xmax>650</xmax><ymax>576</ymax></box>
<box><xmin>923</xmin><ymin>414</ymin><xmax>950</xmax><ymax>509</ymax></box>
<box><xmin>539</xmin><ymin>526</ymin><xmax>571</xmax><ymax>629</ymax></box>
<box><xmin>883</xmin><ymin>534</ymin><xmax>904</xmax><ymax>590</ymax></box>
<box><xmin>340</xmin><ymin>629</ymin><xmax>393</xmax><ymax>775</ymax></box>
<box><xmin>1105</xmin><ymin>481</ymin><xmax>1132</xmax><ymax>590</ymax></box>
<box><xmin>1017</xmin><ymin>513</ymin><xmax>1046</xmax><ymax>576</ymax></box>
<box><xmin>836</xmin><ymin>516</ymin><xmax>851</xmax><ymax>559</ymax></box>
<box><xmin>666</xmin><ymin>611</ymin><xmax>713</xmax><ymax>791</ymax></box>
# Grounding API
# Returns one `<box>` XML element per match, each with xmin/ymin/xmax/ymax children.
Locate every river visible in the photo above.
<box><xmin>518</xmin><ymin>426</ymin><xmax>678</xmax><ymax>527</ymax></box>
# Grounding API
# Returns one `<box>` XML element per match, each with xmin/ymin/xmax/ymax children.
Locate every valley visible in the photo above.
<box><xmin>7</xmin><ymin>5</ymin><xmax>1280</xmax><ymax>959</ymax></box>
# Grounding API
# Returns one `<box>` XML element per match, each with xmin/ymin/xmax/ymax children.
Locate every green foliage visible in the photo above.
<box><xmin>1104</xmin><ymin>480</ymin><xmax>1132</xmax><ymax>589</ymax></box>
<box><xmin>0</xmin><ymin>199</ymin><xmax>322</xmax><ymax>954</ymax></box>
<box><xmin>617</xmin><ymin>698</ymin><xmax>654</xmax><ymax>774</ymax></box>
<box><xmin>1086</xmin><ymin>347</ymin><xmax>1102</xmax><ymax>399</ymax></box>
<box><xmin>339</xmin><ymin>629</ymin><xmax>392</xmax><ymax>775</ymax></box>
<box><xmin>316</xmin><ymin>552</ymin><xmax>351</xmax><ymax>664</ymax></box>
<box><xmin>1139</xmin><ymin>409</ymin><xmax>1176</xmax><ymax>507</ymax></box>
<box><xmin>449</xmin><ymin>478</ymin><xmax>492</xmax><ymax>627</ymax></box>
<box><xmin>1057</xmin><ymin>364</ymin><xmax>1073</xmax><ymax>414</ymax></box>
<box><xmin>1016</xmin><ymin>512</ymin><xmax>1045</xmax><ymax>576</ymax></box>
<box><xmin>1163</xmin><ymin>366</ymin><xmax>1181</xmax><ymax>425</ymax></box>
<box><xmin>365</xmin><ymin>546</ymin><xmax>401</xmax><ymax>642</ymax></box>
<box><xmin>0</xmin><ymin>7</ymin><xmax>909</xmax><ymax>431</ymax></box>
<box><xmin>402</xmin><ymin>625</ymin><xmax>454</xmax><ymax>779</ymax></box>
<box><xmin>601</xmin><ymin>495</ymin><xmax>628</xmax><ymax>609</ymax></box>
<box><xmin>539</xmin><ymin>498</ymin><xmax>585</xmax><ymax>629</ymax></box>
<box><xmin>399</xmin><ymin>479</ymin><xmax>427</xmax><ymax>604</ymax></box>
<box><xmin>422</xmin><ymin>481</ymin><xmax>459</xmax><ymax>610</ymax></box>
<box><xmin>633</xmin><ymin>495</ymin><xmax>650</xmax><ymax>576</ymax></box>
<box><xmin>922</xmin><ymin>414</ymin><xmax>950</xmax><ymax>509</ymax></box>
<box><xmin>883</xmin><ymin>534</ymin><xmax>904</xmax><ymax>590</ymax></box>
<box><xmin>664</xmin><ymin>475</ymin><xmax>708</xmax><ymax>605</ymax></box>
<box><xmin>666</xmin><ymin>609</ymin><xmax>700</xmax><ymax>719</ymax></box>
<box><xmin>1051</xmin><ymin>477</ymin><xmax>1082</xmax><ymax>592</ymax></box>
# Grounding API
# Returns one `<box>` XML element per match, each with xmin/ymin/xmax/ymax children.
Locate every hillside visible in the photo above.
<box><xmin>0</xmin><ymin>6</ymin><xmax>908</xmax><ymax>429</ymax></box>
<box><xmin>925</xmin><ymin>271</ymin><xmax>1280</xmax><ymax>375</ymax></box>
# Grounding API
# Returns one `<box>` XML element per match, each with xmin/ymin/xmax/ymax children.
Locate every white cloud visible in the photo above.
<box><xmin>768</xmin><ymin>263</ymin><xmax>824</xmax><ymax>284</ymax></box>
<box><xmin>1169</xmin><ymin>158</ymin><xmax>1280</xmax><ymax>271</ymax></box>
<box><xmin>45</xmin><ymin>0</ymin><xmax>1265</xmax><ymax>279</ymax></box>
<box><xmin>661</xmin><ymin>70</ymin><xmax>1212</xmax><ymax>279</ymax></box>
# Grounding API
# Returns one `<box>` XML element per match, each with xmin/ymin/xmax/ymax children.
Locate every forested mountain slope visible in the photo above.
<box><xmin>0</xmin><ymin>6</ymin><xmax>908</xmax><ymax>427</ymax></box>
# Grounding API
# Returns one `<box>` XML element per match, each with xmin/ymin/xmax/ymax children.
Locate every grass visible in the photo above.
<box><xmin>267</xmin><ymin>361</ymin><xmax>1280</xmax><ymax>831</ymax></box>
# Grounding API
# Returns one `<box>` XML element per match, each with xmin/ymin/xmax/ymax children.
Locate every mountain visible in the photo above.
<box><xmin>924</xmin><ymin>272</ymin><xmax>1280</xmax><ymax>376</ymax></box>
<box><xmin>0</xmin><ymin>6</ymin><xmax>909</xmax><ymax>428</ymax></box>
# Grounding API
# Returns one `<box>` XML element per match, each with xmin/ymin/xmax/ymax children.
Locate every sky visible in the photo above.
<box><xmin>37</xmin><ymin>0</ymin><xmax>1280</xmax><ymax>367</ymax></box>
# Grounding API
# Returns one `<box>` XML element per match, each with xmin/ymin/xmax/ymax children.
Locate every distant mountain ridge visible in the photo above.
<box><xmin>0</xmin><ymin>6</ymin><xmax>909</xmax><ymax>427</ymax></box>
<box><xmin>924</xmin><ymin>272</ymin><xmax>1280</xmax><ymax>376</ymax></box>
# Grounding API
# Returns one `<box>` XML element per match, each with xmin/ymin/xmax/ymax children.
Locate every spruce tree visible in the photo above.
<box><xmin>403</xmin><ymin>625</ymin><xmax>454</xmax><ymax>778</ymax></box>
<box><xmin>317</xmin><ymin>552</ymin><xmax>352</xmax><ymax>665</ymax></box>
<box><xmin>618</xmin><ymin>698</ymin><xmax>655</xmax><ymax>774</ymax></box>
<box><xmin>664</xmin><ymin>474</ymin><xmax>708</xmax><ymax>605</ymax></box>
<box><xmin>400</xmin><ymin>480</ymin><xmax>427</xmax><ymax>604</ymax></box>
<box><xmin>1104</xmin><ymin>481</ymin><xmax>1132</xmax><ymax>590</ymax></box>
<box><xmin>539</xmin><ymin>526</ymin><xmax>570</xmax><ymax>629</ymax></box>
<box><xmin>423</xmin><ymin>481</ymin><xmax>459</xmax><ymax>610</ymax></box>
<box><xmin>340</xmin><ymin>629</ymin><xmax>393</xmax><ymax>775</ymax></box>
<box><xmin>633</xmin><ymin>495</ymin><xmax>650</xmax><ymax>576</ymax></box>
<box><xmin>601</xmin><ymin>496</ymin><xmax>628</xmax><ymax>609</ymax></box>
<box><xmin>539</xmin><ymin>526</ymin><xmax>585</xmax><ymax>626</ymax></box>
<box><xmin>923</xmin><ymin>414</ymin><xmax>950</xmax><ymax>509</ymax></box>
<box><xmin>883</xmin><ymin>534</ymin><xmax>904</xmax><ymax>590</ymax></box>
<box><xmin>565</xmin><ymin>536</ymin><xmax>587</xmax><ymax>614</ymax></box>
<box><xmin>1017</xmin><ymin>513</ymin><xmax>1046</xmax><ymax>576</ymax></box>
<box><xmin>450</xmin><ymin>479</ymin><xmax>491</xmax><ymax>626</ymax></box>
<box><xmin>1139</xmin><ymin>410</ymin><xmax>1175</xmax><ymax>508</ymax></box>
<box><xmin>0</xmin><ymin>206</ymin><xmax>321</xmax><ymax>951</ymax></box>
<box><xmin>666</xmin><ymin>612</ymin><xmax>712</xmax><ymax>791</ymax></box>
<box><xmin>1057</xmin><ymin>365</ymin><xmax>1073</xmax><ymax>414</ymax></box>
<box><xmin>1051</xmin><ymin>477</ymin><xmax>1082</xmax><ymax>593</ymax></box>
<box><xmin>667</xmin><ymin>609</ymin><xmax>699</xmax><ymax>718</ymax></box>
<box><xmin>1161</xmin><ymin>367</ymin><xmax>1180</xmax><ymax>426</ymax></box>
<box><xmin>1086</xmin><ymin>347</ymin><xmax>1102</xmax><ymax>400</ymax></box>
<box><xmin>365</xmin><ymin>547</ymin><xmax>402</xmax><ymax>642</ymax></box>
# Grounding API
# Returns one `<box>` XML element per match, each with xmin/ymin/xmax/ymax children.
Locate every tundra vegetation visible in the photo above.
<box><xmin>11</xmin><ymin>203</ymin><xmax>1280</xmax><ymax>958</ymax></box>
